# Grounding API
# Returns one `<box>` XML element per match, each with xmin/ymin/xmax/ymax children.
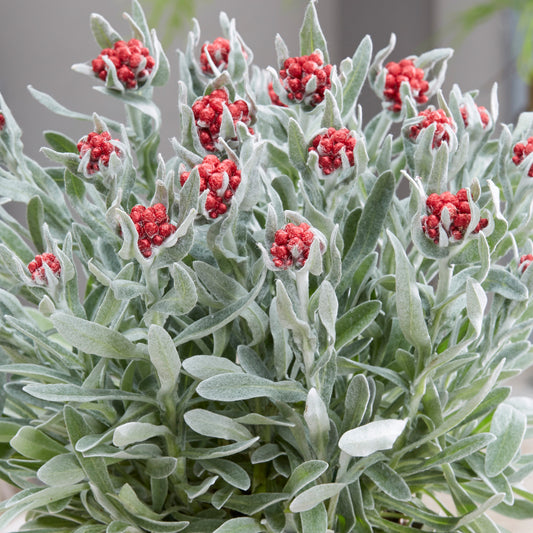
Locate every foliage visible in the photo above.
<box><xmin>1</xmin><ymin>1</ymin><xmax>533</xmax><ymax>532</ymax></box>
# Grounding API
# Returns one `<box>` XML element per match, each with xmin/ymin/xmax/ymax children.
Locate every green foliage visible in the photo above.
<box><xmin>1</xmin><ymin>1</ymin><xmax>533</xmax><ymax>532</ymax></box>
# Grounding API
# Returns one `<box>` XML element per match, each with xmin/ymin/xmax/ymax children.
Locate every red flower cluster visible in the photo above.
<box><xmin>512</xmin><ymin>137</ymin><xmax>533</xmax><ymax>177</ymax></box>
<box><xmin>77</xmin><ymin>131</ymin><xmax>120</xmax><ymax>175</ymax></box>
<box><xmin>130</xmin><ymin>204</ymin><xmax>176</xmax><ymax>258</ymax></box>
<box><xmin>422</xmin><ymin>189</ymin><xmax>488</xmax><ymax>243</ymax></box>
<box><xmin>384</xmin><ymin>59</ymin><xmax>428</xmax><ymax>112</ymax></box>
<box><xmin>276</xmin><ymin>52</ymin><xmax>332</xmax><ymax>106</ymax></box>
<box><xmin>410</xmin><ymin>109</ymin><xmax>455</xmax><ymax>149</ymax></box>
<box><xmin>309</xmin><ymin>128</ymin><xmax>356</xmax><ymax>175</ymax></box>
<box><xmin>28</xmin><ymin>253</ymin><xmax>61</xmax><ymax>283</ymax></box>
<box><xmin>268</xmin><ymin>82</ymin><xmax>287</xmax><ymax>107</ymax></box>
<box><xmin>180</xmin><ymin>155</ymin><xmax>241</xmax><ymax>219</ymax></box>
<box><xmin>0</xmin><ymin>113</ymin><xmax>5</xmax><ymax>131</ymax></box>
<box><xmin>92</xmin><ymin>39</ymin><xmax>155</xmax><ymax>89</ymax></box>
<box><xmin>460</xmin><ymin>105</ymin><xmax>489</xmax><ymax>128</ymax></box>
<box><xmin>519</xmin><ymin>254</ymin><xmax>533</xmax><ymax>273</ymax></box>
<box><xmin>192</xmin><ymin>89</ymin><xmax>253</xmax><ymax>152</ymax></box>
<box><xmin>200</xmin><ymin>37</ymin><xmax>230</xmax><ymax>74</ymax></box>
<box><xmin>270</xmin><ymin>223</ymin><xmax>315</xmax><ymax>269</ymax></box>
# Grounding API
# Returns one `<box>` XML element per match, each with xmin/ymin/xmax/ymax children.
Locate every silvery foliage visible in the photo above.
<box><xmin>0</xmin><ymin>1</ymin><xmax>533</xmax><ymax>531</ymax></box>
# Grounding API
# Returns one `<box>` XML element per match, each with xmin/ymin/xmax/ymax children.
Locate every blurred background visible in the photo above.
<box><xmin>0</xmin><ymin>0</ymin><xmax>532</xmax><ymax>530</ymax></box>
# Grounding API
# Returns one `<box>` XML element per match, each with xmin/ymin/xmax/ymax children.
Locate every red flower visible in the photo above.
<box><xmin>180</xmin><ymin>155</ymin><xmax>241</xmax><ymax>219</ymax></box>
<box><xmin>270</xmin><ymin>222</ymin><xmax>315</xmax><ymax>269</ymax></box>
<box><xmin>92</xmin><ymin>38</ymin><xmax>155</xmax><ymax>89</ymax></box>
<box><xmin>384</xmin><ymin>59</ymin><xmax>428</xmax><ymax>112</ymax></box>
<box><xmin>200</xmin><ymin>37</ymin><xmax>231</xmax><ymax>74</ymax></box>
<box><xmin>192</xmin><ymin>89</ymin><xmax>253</xmax><ymax>152</ymax></box>
<box><xmin>28</xmin><ymin>253</ymin><xmax>61</xmax><ymax>283</ymax></box>
<box><xmin>272</xmin><ymin>52</ymin><xmax>332</xmax><ymax>106</ymax></box>
<box><xmin>130</xmin><ymin>203</ymin><xmax>176</xmax><ymax>258</ymax></box>
<box><xmin>410</xmin><ymin>109</ymin><xmax>455</xmax><ymax>149</ymax></box>
<box><xmin>268</xmin><ymin>82</ymin><xmax>287</xmax><ymax>107</ymax></box>
<box><xmin>309</xmin><ymin>128</ymin><xmax>356</xmax><ymax>175</ymax></box>
<box><xmin>460</xmin><ymin>105</ymin><xmax>489</xmax><ymax>128</ymax></box>
<box><xmin>422</xmin><ymin>189</ymin><xmax>488</xmax><ymax>244</ymax></box>
<box><xmin>0</xmin><ymin>113</ymin><xmax>5</xmax><ymax>131</ymax></box>
<box><xmin>519</xmin><ymin>254</ymin><xmax>533</xmax><ymax>273</ymax></box>
<box><xmin>512</xmin><ymin>137</ymin><xmax>533</xmax><ymax>177</ymax></box>
<box><xmin>77</xmin><ymin>131</ymin><xmax>120</xmax><ymax>175</ymax></box>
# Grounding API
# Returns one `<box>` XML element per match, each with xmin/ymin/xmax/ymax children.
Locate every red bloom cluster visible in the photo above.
<box><xmin>0</xmin><ymin>113</ymin><xmax>5</xmax><ymax>131</ymax></box>
<box><xmin>460</xmin><ymin>105</ymin><xmax>489</xmax><ymax>128</ymax></box>
<box><xmin>77</xmin><ymin>131</ymin><xmax>120</xmax><ymax>175</ymax></box>
<box><xmin>309</xmin><ymin>128</ymin><xmax>356</xmax><ymax>175</ymax></box>
<box><xmin>180</xmin><ymin>155</ymin><xmax>241</xmax><ymax>219</ymax></box>
<box><xmin>512</xmin><ymin>137</ymin><xmax>533</xmax><ymax>177</ymax></box>
<box><xmin>410</xmin><ymin>109</ymin><xmax>455</xmax><ymax>149</ymax></box>
<box><xmin>92</xmin><ymin>39</ymin><xmax>155</xmax><ymax>89</ymax></box>
<box><xmin>200</xmin><ymin>37</ymin><xmax>230</xmax><ymax>74</ymax></box>
<box><xmin>276</xmin><ymin>52</ymin><xmax>332</xmax><ymax>106</ymax></box>
<box><xmin>384</xmin><ymin>59</ymin><xmax>428</xmax><ymax>112</ymax></box>
<box><xmin>422</xmin><ymin>189</ymin><xmax>488</xmax><ymax>243</ymax></box>
<box><xmin>28</xmin><ymin>253</ymin><xmax>61</xmax><ymax>283</ymax></box>
<box><xmin>130</xmin><ymin>204</ymin><xmax>176</xmax><ymax>258</ymax></box>
<box><xmin>268</xmin><ymin>82</ymin><xmax>287</xmax><ymax>107</ymax></box>
<box><xmin>519</xmin><ymin>254</ymin><xmax>533</xmax><ymax>273</ymax></box>
<box><xmin>192</xmin><ymin>89</ymin><xmax>253</xmax><ymax>152</ymax></box>
<box><xmin>270</xmin><ymin>223</ymin><xmax>315</xmax><ymax>269</ymax></box>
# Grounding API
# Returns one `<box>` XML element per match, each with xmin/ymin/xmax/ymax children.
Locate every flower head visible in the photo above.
<box><xmin>273</xmin><ymin>52</ymin><xmax>332</xmax><ymax>106</ymax></box>
<box><xmin>28</xmin><ymin>253</ymin><xmax>61</xmax><ymax>283</ymax></box>
<box><xmin>512</xmin><ymin>137</ymin><xmax>533</xmax><ymax>177</ymax></box>
<box><xmin>0</xmin><ymin>112</ymin><xmax>5</xmax><ymax>131</ymax></box>
<box><xmin>422</xmin><ymin>189</ymin><xmax>488</xmax><ymax>244</ymax></box>
<box><xmin>77</xmin><ymin>131</ymin><xmax>120</xmax><ymax>175</ymax></box>
<box><xmin>309</xmin><ymin>128</ymin><xmax>356</xmax><ymax>175</ymax></box>
<box><xmin>460</xmin><ymin>105</ymin><xmax>489</xmax><ymax>129</ymax></box>
<box><xmin>92</xmin><ymin>38</ymin><xmax>155</xmax><ymax>89</ymax></box>
<box><xmin>384</xmin><ymin>59</ymin><xmax>428</xmax><ymax>112</ymax></box>
<box><xmin>410</xmin><ymin>108</ymin><xmax>455</xmax><ymax>149</ymax></box>
<box><xmin>519</xmin><ymin>254</ymin><xmax>533</xmax><ymax>273</ymax></box>
<box><xmin>200</xmin><ymin>37</ymin><xmax>230</xmax><ymax>74</ymax></box>
<box><xmin>180</xmin><ymin>155</ymin><xmax>241</xmax><ymax>219</ymax></box>
<box><xmin>192</xmin><ymin>89</ymin><xmax>253</xmax><ymax>152</ymax></box>
<box><xmin>270</xmin><ymin>222</ymin><xmax>315</xmax><ymax>269</ymax></box>
<box><xmin>130</xmin><ymin>203</ymin><xmax>176</xmax><ymax>258</ymax></box>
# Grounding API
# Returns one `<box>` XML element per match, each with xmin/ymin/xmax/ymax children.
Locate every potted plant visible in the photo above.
<box><xmin>0</xmin><ymin>1</ymin><xmax>532</xmax><ymax>531</ymax></box>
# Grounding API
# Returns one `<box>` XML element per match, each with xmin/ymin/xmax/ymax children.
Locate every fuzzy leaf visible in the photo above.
<box><xmin>290</xmin><ymin>483</ymin><xmax>344</xmax><ymax>513</ymax></box>
<box><xmin>148</xmin><ymin>324</ymin><xmax>181</xmax><ymax>397</ymax></box>
<box><xmin>184</xmin><ymin>409</ymin><xmax>253</xmax><ymax>441</ymax></box>
<box><xmin>339</xmin><ymin>418</ymin><xmax>407</xmax><ymax>457</ymax></box>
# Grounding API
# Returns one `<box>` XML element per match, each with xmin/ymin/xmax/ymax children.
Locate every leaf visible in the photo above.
<box><xmin>318</xmin><ymin>280</ymin><xmax>338</xmax><ymax>340</ymax></box>
<box><xmin>283</xmin><ymin>460</ymin><xmax>329</xmax><ymax>497</ymax></box>
<box><xmin>213</xmin><ymin>517</ymin><xmax>263</xmax><ymax>533</ymax></box>
<box><xmin>388</xmin><ymin>231</ymin><xmax>431</xmax><ymax>357</ymax></box>
<box><xmin>485</xmin><ymin>403</ymin><xmax>527</xmax><ymax>477</ymax></box>
<box><xmin>37</xmin><ymin>454</ymin><xmax>86</xmax><ymax>487</ymax></box>
<box><xmin>342</xmin><ymin>35</ymin><xmax>372</xmax><ymax>118</ymax></box>
<box><xmin>148</xmin><ymin>325</ymin><xmax>180</xmax><ymax>397</ymax></box>
<box><xmin>483</xmin><ymin>266</ymin><xmax>528</xmax><ymax>301</ymax></box>
<box><xmin>299</xmin><ymin>0</ymin><xmax>329</xmax><ymax>62</ymax></box>
<box><xmin>365</xmin><ymin>462</ymin><xmax>411</xmax><ymax>501</ymax></box>
<box><xmin>339</xmin><ymin>418</ymin><xmax>407</xmax><ymax>457</ymax></box>
<box><xmin>182</xmin><ymin>355</ymin><xmax>243</xmax><ymax>380</ymax></box>
<box><xmin>113</xmin><ymin>422</ymin><xmax>170</xmax><ymax>448</ymax></box>
<box><xmin>342</xmin><ymin>374</ymin><xmax>370</xmax><ymax>431</ymax></box>
<box><xmin>466</xmin><ymin>278</ymin><xmax>487</xmax><ymax>336</ymax></box>
<box><xmin>51</xmin><ymin>312</ymin><xmax>147</xmax><ymax>360</ymax></box>
<box><xmin>90</xmin><ymin>13</ymin><xmax>121</xmax><ymax>49</ymax></box>
<box><xmin>27</xmin><ymin>196</ymin><xmax>44</xmax><ymax>253</ymax></box>
<box><xmin>339</xmin><ymin>171</ymin><xmax>395</xmax><ymax>294</ymax></box>
<box><xmin>196</xmin><ymin>373</ymin><xmax>307</xmax><ymax>403</ymax></box>
<box><xmin>200</xmin><ymin>459</ymin><xmax>251</xmax><ymax>491</ymax></box>
<box><xmin>288</xmin><ymin>118</ymin><xmax>308</xmax><ymax>171</ymax></box>
<box><xmin>289</xmin><ymin>483</ymin><xmax>344</xmax><ymax>513</ymax></box>
<box><xmin>184</xmin><ymin>409</ymin><xmax>253</xmax><ymax>441</ymax></box>
<box><xmin>44</xmin><ymin>130</ymin><xmax>78</xmax><ymax>153</ymax></box>
<box><xmin>335</xmin><ymin>301</ymin><xmax>381</xmax><ymax>350</ymax></box>
<box><xmin>10</xmin><ymin>426</ymin><xmax>66</xmax><ymax>461</ymax></box>
<box><xmin>304</xmin><ymin>388</ymin><xmax>330</xmax><ymax>454</ymax></box>
<box><xmin>301</xmin><ymin>502</ymin><xmax>328</xmax><ymax>533</ymax></box>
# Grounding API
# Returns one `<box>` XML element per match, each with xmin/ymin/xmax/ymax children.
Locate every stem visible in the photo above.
<box><xmin>327</xmin><ymin>451</ymin><xmax>350</xmax><ymax>529</ymax></box>
<box><xmin>435</xmin><ymin>257</ymin><xmax>452</xmax><ymax>306</ymax></box>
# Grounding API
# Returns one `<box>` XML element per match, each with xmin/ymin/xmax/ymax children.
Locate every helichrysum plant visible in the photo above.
<box><xmin>2</xmin><ymin>2</ymin><xmax>533</xmax><ymax>532</ymax></box>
